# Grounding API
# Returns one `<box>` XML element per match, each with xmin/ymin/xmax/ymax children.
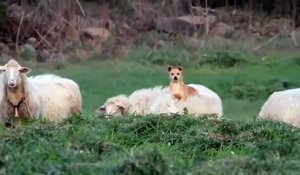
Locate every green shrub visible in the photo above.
<box><xmin>127</xmin><ymin>44</ymin><xmax>193</xmax><ymax>67</ymax></box>
<box><xmin>199</xmin><ymin>51</ymin><xmax>248</xmax><ymax>68</ymax></box>
<box><xmin>231</xmin><ymin>78</ymin><xmax>289</xmax><ymax>101</ymax></box>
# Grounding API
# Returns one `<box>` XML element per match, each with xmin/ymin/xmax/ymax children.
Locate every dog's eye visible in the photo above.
<box><xmin>171</xmin><ymin>73</ymin><xmax>174</xmax><ymax>75</ymax></box>
<box><xmin>177</xmin><ymin>73</ymin><xmax>180</xmax><ymax>75</ymax></box>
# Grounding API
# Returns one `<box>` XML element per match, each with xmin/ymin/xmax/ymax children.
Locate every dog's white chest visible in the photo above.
<box><xmin>171</xmin><ymin>83</ymin><xmax>182</xmax><ymax>94</ymax></box>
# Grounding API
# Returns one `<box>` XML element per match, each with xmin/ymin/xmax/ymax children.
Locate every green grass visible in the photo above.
<box><xmin>30</xmin><ymin>54</ymin><xmax>300</xmax><ymax>120</ymax></box>
<box><xmin>1</xmin><ymin>49</ymin><xmax>300</xmax><ymax>174</ymax></box>
<box><xmin>1</xmin><ymin>115</ymin><xmax>300</xmax><ymax>174</ymax></box>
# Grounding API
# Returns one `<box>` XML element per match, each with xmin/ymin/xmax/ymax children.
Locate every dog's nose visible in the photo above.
<box><xmin>174</xmin><ymin>76</ymin><xmax>178</xmax><ymax>80</ymax></box>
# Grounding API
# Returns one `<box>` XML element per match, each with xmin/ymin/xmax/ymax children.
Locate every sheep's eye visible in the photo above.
<box><xmin>99</xmin><ymin>107</ymin><xmax>106</xmax><ymax>111</ymax></box>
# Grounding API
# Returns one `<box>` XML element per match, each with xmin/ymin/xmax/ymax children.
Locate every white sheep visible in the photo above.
<box><xmin>148</xmin><ymin>93</ymin><xmax>180</xmax><ymax>114</ymax></box>
<box><xmin>149</xmin><ymin>84</ymin><xmax>223</xmax><ymax>117</ymax></box>
<box><xmin>97</xmin><ymin>84</ymin><xmax>223</xmax><ymax>118</ymax></box>
<box><xmin>28</xmin><ymin>74</ymin><xmax>82</xmax><ymax>121</ymax></box>
<box><xmin>258</xmin><ymin>88</ymin><xmax>300</xmax><ymax>128</ymax></box>
<box><xmin>0</xmin><ymin>60</ymin><xmax>41</xmax><ymax>122</ymax></box>
<box><xmin>97</xmin><ymin>86</ymin><xmax>169</xmax><ymax>117</ymax></box>
<box><xmin>128</xmin><ymin>86</ymin><xmax>169</xmax><ymax>114</ymax></box>
<box><xmin>0</xmin><ymin>59</ymin><xmax>82</xmax><ymax>123</ymax></box>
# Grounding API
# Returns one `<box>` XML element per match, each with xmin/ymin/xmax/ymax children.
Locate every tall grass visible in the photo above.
<box><xmin>1</xmin><ymin>115</ymin><xmax>300</xmax><ymax>174</ymax></box>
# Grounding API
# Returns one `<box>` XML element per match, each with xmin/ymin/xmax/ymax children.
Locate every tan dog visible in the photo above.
<box><xmin>168</xmin><ymin>66</ymin><xmax>199</xmax><ymax>101</ymax></box>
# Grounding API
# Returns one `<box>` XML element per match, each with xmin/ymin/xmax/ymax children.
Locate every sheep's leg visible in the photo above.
<box><xmin>25</xmin><ymin>102</ymin><xmax>32</xmax><ymax>117</ymax></box>
<box><xmin>14</xmin><ymin>107</ymin><xmax>19</xmax><ymax>118</ymax></box>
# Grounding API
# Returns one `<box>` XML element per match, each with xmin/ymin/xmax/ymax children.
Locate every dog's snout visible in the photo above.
<box><xmin>174</xmin><ymin>76</ymin><xmax>178</xmax><ymax>80</ymax></box>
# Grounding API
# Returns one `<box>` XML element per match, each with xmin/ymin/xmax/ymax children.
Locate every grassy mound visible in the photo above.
<box><xmin>0</xmin><ymin>115</ymin><xmax>299</xmax><ymax>174</ymax></box>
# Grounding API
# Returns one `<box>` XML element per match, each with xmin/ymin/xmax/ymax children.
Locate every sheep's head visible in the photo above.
<box><xmin>0</xmin><ymin>59</ymin><xmax>31</xmax><ymax>88</ymax></box>
<box><xmin>96</xmin><ymin>95</ymin><xmax>130</xmax><ymax>117</ymax></box>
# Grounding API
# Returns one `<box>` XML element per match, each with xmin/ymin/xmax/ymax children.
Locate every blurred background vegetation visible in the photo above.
<box><xmin>0</xmin><ymin>0</ymin><xmax>298</xmax><ymax>65</ymax></box>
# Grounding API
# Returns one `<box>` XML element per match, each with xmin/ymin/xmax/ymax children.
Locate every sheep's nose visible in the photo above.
<box><xmin>8</xmin><ymin>80</ymin><xmax>16</xmax><ymax>87</ymax></box>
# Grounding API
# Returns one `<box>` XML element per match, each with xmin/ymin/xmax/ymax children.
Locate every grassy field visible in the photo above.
<box><xmin>1</xmin><ymin>50</ymin><xmax>300</xmax><ymax>174</ymax></box>
<box><xmin>31</xmin><ymin>53</ymin><xmax>300</xmax><ymax>120</ymax></box>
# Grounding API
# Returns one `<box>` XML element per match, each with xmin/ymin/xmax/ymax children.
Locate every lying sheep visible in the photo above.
<box><xmin>150</xmin><ymin>84</ymin><xmax>223</xmax><ymax>117</ymax></box>
<box><xmin>97</xmin><ymin>84</ymin><xmax>223</xmax><ymax>118</ymax></box>
<box><xmin>97</xmin><ymin>86</ymin><xmax>169</xmax><ymax>117</ymax></box>
<box><xmin>128</xmin><ymin>86</ymin><xmax>169</xmax><ymax>114</ymax></box>
<box><xmin>258</xmin><ymin>88</ymin><xmax>300</xmax><ymax>128</ymax></box>
<box><xmin>0</xmin><ymin>59</ymin><xmax>82</xmax><ymax>123</ymax></box>
<box><xmin>148</xmin><ymin>93</ymin><xmax>180</xmax><ymax>114</ymax></box>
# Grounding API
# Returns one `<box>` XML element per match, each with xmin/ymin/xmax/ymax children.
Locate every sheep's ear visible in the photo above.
<box><xmin>167</xmin><ymin>66</ymin><xmax>173</xmax><ymax>72</ymax></box>
<box><xmin>117</xmin><ymin>105</ymin><xmax>125</xmax><ymax>112</ymax></box>
<box><xmin>177</xmin><ymin>66</ymin><xmax>183</xmax><ymax>71</ymax></box>
<box><xmin>0</xmin><ymin>66</ymin><xmax>5</xmax><ymax>72</ymax></box>
<box><xmin>19</xmin><ymin>67</ymin><xmax>31</xmax><ymax>74</ymax></box>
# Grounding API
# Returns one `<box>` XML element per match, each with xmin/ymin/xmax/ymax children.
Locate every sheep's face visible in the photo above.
<box><xmin>0</xmin><ymin>59</ymin><xmax>31</xmax><ymax>88</ymax></box>
<box><xmin>97</xmin><ymin>101</ymin><xmax>125</xmax><ymax>117</ymax></box>
<box><xmin>168</xmin><ymin>66</ymin><xmax>183</xmax><ymax>83</ymax></box>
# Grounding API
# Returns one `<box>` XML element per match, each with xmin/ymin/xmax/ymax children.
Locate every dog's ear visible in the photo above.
<box><xmin>177</xmin><ymin>66</ymin><xmax>183</xmax><ymax>71</ymax></box>
<box><xmin>167</xmin><ymin>66</ymin><xmax>173</xmax><ymax>72</ymax></box>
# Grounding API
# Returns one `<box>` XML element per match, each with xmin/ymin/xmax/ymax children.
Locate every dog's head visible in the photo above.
<box><xmin>96</xmin><ymin>95</ymin><xmax>130</xmax><ymax>117</ymax></box>
<box><xmin>168</xmin><ymin>66</ymin><xmax>183</xmax><ymax>82</ymax></box>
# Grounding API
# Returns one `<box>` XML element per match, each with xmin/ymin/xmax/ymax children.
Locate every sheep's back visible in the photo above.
<box><xmin>258</xmin><ymin>88</ymin><xmax>300</xmax><ymax>127</ymax></box>
<box><xmin>129</xmin><ymin>86</ymin><xmax>169</xmax><ymax>114</ymax></box>
<box><xmin>28</xmin><ymin>74</ymin><xmax>82</xmax><ymax>121</ymax></box>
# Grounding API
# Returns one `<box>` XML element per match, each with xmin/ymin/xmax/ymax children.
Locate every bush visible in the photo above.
<box><xmin>231</xmin><ymin>78</ymin><xmax>289</xmax><ymax>101</ymax></box>
<box><xmin>199</xmin><ymin>51</ymin><xmax>248</xmax><ymax>68</ymax></box>
<box><xmin>127</xmin><ymin>44</ymin><xmax>193</xmax><ymax>67</ymax></box>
